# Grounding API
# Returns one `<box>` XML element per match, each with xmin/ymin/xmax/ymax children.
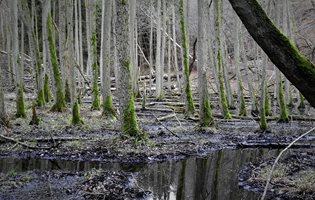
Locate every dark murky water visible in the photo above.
<box><xmin>0</xmin><ymin>148</ymin><xmax>281</xmax><ymax>200</ymax></box>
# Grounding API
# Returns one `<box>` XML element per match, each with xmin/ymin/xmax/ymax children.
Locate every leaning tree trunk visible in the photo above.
<box><xmin>198</xmin><ymin>0</ymin><xmax>214</xmax><ymax>126</ymax></box>
<box><xmin>228</xmin><ymin>0</ymin><xmax>315</xmax><ymax>108</ymax></box>
<box><xmin>215</xmin><ymin>0</ymin><xmax>231</xmax><ymax>119</ymax></box>
<box><xmin>180</xmin><ymin>0</ymin><xmax>195</xmax><ymax>117</ymax></box>
<box><xmin>102</xmin><ymin>0</ymin><xmax>115</xmax><ymax>117</ymax></box>
<box><xmin>115</xmin><ymin>0</ymin><xmax>141</xmax><ymax>137</ymax></box>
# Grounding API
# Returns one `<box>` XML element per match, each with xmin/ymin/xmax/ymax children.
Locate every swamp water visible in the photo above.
<box><xmin>0</xmin><ymin>148</ymin><xmax>282</xmax><ymax>200</ymax></box>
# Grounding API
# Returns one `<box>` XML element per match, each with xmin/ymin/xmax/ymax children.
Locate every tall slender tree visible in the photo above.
<box><xmin>155</xmin><ymin>0</ymin><xmax>163</xmax><ymax>99</ymax></box>
<box><xmin>115</xmin><ymin>0</ymin><xmax>142</xmax><ymax>137</ymax></box>
<box><xmin>12</xmin><ymin>0</ymin><xmax>26</xmax><ymax>118</ymax></box>
<box><xmin>48</xmin><ymin>14</ymin><xmax>66</xmax><ymax>112</ymax></box>
<box><xmin>180</xmin><ymin>0</ymin><xmax>195</xmax><ymax>117</ymax></box>
<box><xmin>198</xmin><ymin>0</ymin><xmax>214</xmax><ymax>126</ymax></box>
<box><xmin>102</xmin><ymin>0</ymin><xmax>115</xmax><ymax>117</ymax></box>
<box><xmin>214</xmin><ymin>0</ymin><xmax>231</xmax><ymax>119</ymax></box>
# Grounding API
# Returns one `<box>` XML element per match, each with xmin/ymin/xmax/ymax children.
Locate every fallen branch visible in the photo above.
<box><xmin>261</xmin><ymin>127</ymin><xmax>315</xmax><ymax>200</ymax></box>
<box><xmin>0</xmin><ymin>132</ymin><xmax>61</xmax><ymax>150</ymax></box>
<box><xmin>157</xmin><ymin>113</ymin><xmax>176</xmax><ymax>121</ymax></box>
<box><xmin>150</xmin><ymin>112</ymin><xmax>179</xmax><ymax>138</ymax></box>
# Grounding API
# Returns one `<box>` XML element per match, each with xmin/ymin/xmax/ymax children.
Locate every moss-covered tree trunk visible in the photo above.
<box><xmin>228</xmin><ymin>0</ymin><xmax>315</xmax><ymax>108</ymax></box>
<box><xmin>72</xmin><ymin>99</ymin><xmax>83</xmax><ymax>125</ymax></box>
<box><xmin>115</xmin><ymin>0</ymin><xmax>141</xmax><ymax>137</ymax></box>
<box><xmin>180</xmin><ymin>0</ymin><xmax>195</xmax><ymax>117</ymax></box>
<box><xmin>260</xmin><ymin>53</ymin><xmax>268</xmax><ymax>131</ymax></box>
<box><xmin>101</xmin><ymin>0</ymin><xmax>115</xmax><ymax>117</ymax></box>
<box><xmin>278</xmin><ymin>73</ymin><xmax>289</xmax><ymax>122</ymax></box>
<box><xmin>44</xmin><ymin>73</ymin><xmax>52</xmax><ymax>102</ymax></box>
<box><xmin>91</xmin><ymin>32</ymin><xmax>100</xmax><ymax>110</ymax></box>
<box><xmin>214</xmin><ymin>0</ymin><xmax>231</xmax><ymax>119</ymax></box>
<box><xmin>198</xmin><ymin>0</ymin><xmax>214</xmax><ymax>127</ymax></box>
<box><xmin>48</xmin><ymin>14</ymin><xmax>66</xmax><ymax>112</ymax></box>
<box><xmin>12</xmin><ymin>0</ymin><xmax>26</xmax><ymax>118</ymax></box>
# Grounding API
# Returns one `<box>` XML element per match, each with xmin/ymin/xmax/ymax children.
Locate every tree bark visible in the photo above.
<box><xmin>215</xmin><ymin>0</ymin><xmax>231</xmax><ymax>119</ymax></box>
<box><xmin>115</xmin><ymin>0</ymin><xmax>141</xmax><ymax>137</ymax></box>
<box><xmin>198</xmin><ymin>0</ymin><xmax>214</xmax><ymax>126</ymax></box>
<box><xmin>155</xmin><ymin>0</ymin><xmax>162</xmax><ymax>99</ymax></box>
<box><xmin>180</xmin><ymin>0</ymin><xmax>195</xmax><ymax>116</ymax></box>
<box><xmin>102</xmin><ymin>0</ymin><xmax>115</xmax><ymax>117</ymax></box>
<box><xmin>228</xmin><ymin>0</ymin><xmax>315</xmax><ymax>108</ymax></box>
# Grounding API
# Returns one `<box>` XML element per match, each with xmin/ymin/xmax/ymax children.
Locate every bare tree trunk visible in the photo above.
<box><xmin>85</xmin><ymin>0</ymin><xmax>93</xmax><ymax>76</ymax></box>
<box><xmin>12</xmin><ymin>0</ymin><xmax>26</xmax><ymax>118</ymax></box>
<box><xmin>130</xmin><ymin>0</ymin><xmax>137</xmax><ymax>96</ymax></box>
<box><xmin>155</xmin><ymin>0</ymin><xmax>162</xmax><ymax>99</ymax></box>
<box><xmin>234</xmin><ymin>19</ymin><xmax>247</xmax><ymax>117</ymax></box>
<box><xmin>215</xmin><ymin>0</ymin><xmax>231</xmax><ymax>119</ymax></box>
<box><xmin>198</xmin><ymin>0</ymin><xmax>214</xmax><ymax>126</ymax></box>
<box><xmin>0</xmin><ymin>67</ymin><xmax>8</xmax><ymax>126</ymax></box>
<box><xmin>102</xmin><ymin>0</ymin><xmax>115</xmax><ymax>117</ymax></box>
<box><xmin>172</xmin><ymin>3</ymin><xmax>181</xmax><ymax>90</ymax></box>
<box><xmin>112</xmin><ymin>0</ymin><xmax>119</xmax><ymax>90</ymax></box>
<box><xmin>159</xmin><ymin>0</ymin><xmax>167</xmax><ymax>98</ymax></box>
<box><xmin>148</xmin><ymin>0</ymin><xmax>154</xmax><ymax>95</ymax></box>
<box><xmin>115</xmin><ymin>0</ymin><xmax>141</xmax><ymax>137</ymax></box>
<box><xmin>180</xmin><ymin>0</ymin><xmax>195</xmax><ymax>116</ymax></box>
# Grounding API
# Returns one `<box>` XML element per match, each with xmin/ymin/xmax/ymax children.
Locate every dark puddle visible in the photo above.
<box><xmin>0</xmin><ymin>148</ymin><xmax>284</xmax><ymax>200</ymax></box>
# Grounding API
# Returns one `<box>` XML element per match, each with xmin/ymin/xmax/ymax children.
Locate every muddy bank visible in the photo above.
<box><xmin>239</xmin><ymin>150</ymin><xmax>315</xmax><ymax>200</ymax></box>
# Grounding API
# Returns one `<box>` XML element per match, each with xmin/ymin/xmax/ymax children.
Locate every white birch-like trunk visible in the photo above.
<box><xmin>149</xmin><ymin>0</ymin><xmax>154</xmax><ymax>94</ymax></box>
<box><xmin>155</xmin><ymin>0</ymin><xmax>162</xmax><ymax>99</ymax></box>
<box><xmin>102</xmin><ymin>0</ymin><xmax>113</xmax><ymax>112</ymax></box>
<box><xmin>172</xmin><ymin>3</ymin><xmax>181</xmax><ymax>90</ymax></box>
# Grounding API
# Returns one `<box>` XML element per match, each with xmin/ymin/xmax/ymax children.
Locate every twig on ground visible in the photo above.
<box><xmin>150</xmin><ymin>112</ymin><xmax>179</xmax><ymax>138</ymax></box>
<box><xmin>261</xmin><ymin>127</ymin><xmax>315</xmax><ymax>200</ymax></box>
<box><xmin>0</xmin><ymin>132</ymin><xmax>61</xmax><ymax>150</ymax></box>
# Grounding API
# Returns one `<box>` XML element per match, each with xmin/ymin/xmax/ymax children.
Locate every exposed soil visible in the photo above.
<box><xmin>239</xmin><ymin>150</ymin><xmax>315</xmax><ymax>200</ymax></box>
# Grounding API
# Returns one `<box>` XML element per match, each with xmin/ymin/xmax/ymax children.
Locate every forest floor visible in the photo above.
<box><xmin>0</xmin><ymin>90</ymin><xmax>315</xmax><ymax>199</ymax></box>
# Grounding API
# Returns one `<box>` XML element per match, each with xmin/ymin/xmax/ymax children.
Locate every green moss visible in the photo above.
<box><xmin>64</xmin><ymin>80</ymin><xmax>71</xmax><ymax>103</ymax></box>
<box><xmin>215</xmin><ymin>0</ymin><xmax>231</xmax><ymax>120</ymax></box>
<box><xmin>265</xmin><ymin>85</ymin><xmax>272</xmax><ymax>116</ymax></box>
<box><xmin>44</xmin><ymin>74</ymin><xmax>52</xmax><ymax>103</ymax></box>
<box><xmin>298</xmin><ymin>93</ymin><xmax>305</xmax><ymax>110</ymax></box>
<box><xmin>102</xmin><ymin>95</ymin><xmax>116</xmax><ymax>118</ymax></box>
<box><xmin>180</xmin><ymin>0</ymin><xmax>195</xmax><ymax>117</ymax></box>
<box><xmin>91</xmin><ymin>32</ymin><xmax>100</xmax><ymax>111</ymax></box>
<box><xmin>287</xmin><ymin>88</ymin><xmax>294</xmax><ymax>108</ymax></box>
<box><xmin>122</xmin><ymin>95</ymin><xmax>140</xmax><ymax>137</ymax></box>
<box><xmin>201</xmin><ymin>95</ymin><xmax>214</xmax><ymax>127</ymax></box>
<box><xmin>37</xmin><ymin>89</ymin><xmax>45</xmax><ymax>107</ymax></box>
<box><xmin>260</xmin><ymin>102</ymin><xmax>267</xmax><ymax>131</ymax></box>
<box><xmin>278</xmin><ymin>77</ymin><xmax>289</xmax><ymax>122</ymax></box>
<box><xmin>29</xmin><ymin>101</ymin><xmax>40</xmax><ymax>125</ymax></box>
<box><xmin>48</xmin><ymin>14</ymin><xmax>66</xmax><ymax>112</ymax></box>
<box><xmin>218</xmin><ymin>50</ymin><xmax>232</xmax><ymax>119</ymax></box>
<box><xmin>16</xmin><ymin>83</ymin><xmax>26</xmax><ymax>118</ymax></box>
<box><xmin>238</xmin><ymin>80</ymin><xmax>247</xmax><ymax>117</ymax></box>
<box><xmin>72</xmin><ymin>100</ymin><xmax>83</xmax><ymax>125</ymax></box>
<box><xmin>142</xmin><ymin>83</ymin><xmax>146</xmax><ymax>110</ymax></box>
